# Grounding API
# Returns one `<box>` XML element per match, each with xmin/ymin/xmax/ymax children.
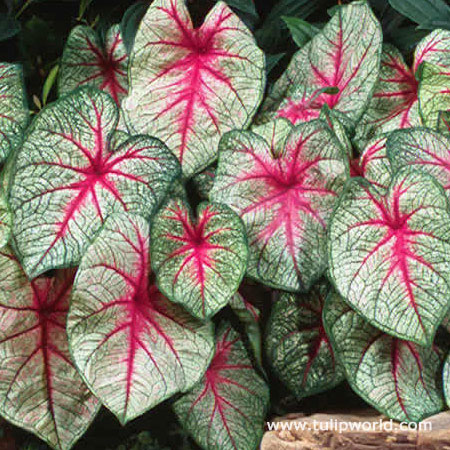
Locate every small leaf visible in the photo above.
<box><xmin>67</xmin><ymin>213</ymin><xmax>215</xmax><ymax>424</ymax></box>
<box><xmin>282</xmin><ymin>16</ymin><xmax>319</xmax><ymax>48</ymax></box>
<box><xmin>173</xmin><ymin>323</ymin><xmax>270</xmax><ymax>450</ymax></box>
<box><xmin>211</xmin><ymin>119</ymin><xmax>347</xmax><ymax>292</ymax></box>
<box><xmin>122</xmin><ymin>0</ymin><xmax>265</xmax><ymax>177</ymax></box>
<box><xmin>0</xmin><ymin>63</ymin><xmax>29</xmax><ymax>162</ymax></box>
<box><xmin>151</xmin><ymin>199</ymin><xmax>248</xmax><ymax>319</ymax></box>
<box><xmin>324</xmin><ymin>291</ymin><xmax>445</xmax><ymax>422</ymax></box>
<box><xmin>42</xmin><ymin>64</ymin><xmax>59</xmax><ymax>105</ymax></box>
<box><xmin>261</xmin><ymin>1</ymin><xmax>382</xmax><ymax>128</ymax></box>
<box><xmin>266</xmin><ymin>281</ymin><xmax>344</xmax><ymax>399</ymax></box>
<box><xmin>0</xmin><ymin>249</ymin><xmax>99</xmax><ymax>450</ymax></box>
<box><xmin>10</xmin><ymin>87</ymin><xmax>180</xmax><ymax>278</ymax></box>
<box><xmin>120</xmin><ymin>1</ymin><xmax>147</xmax><ymax>54</ymax></box>
<box><xmin>59</xmin><ymin>25</ymin><xmax>128</xmax><ymax>105</ymax></box>
<box><xmin>328</xmin><ymin>167</ymin><xmax>450</xmax><ymax>345</ymax></box>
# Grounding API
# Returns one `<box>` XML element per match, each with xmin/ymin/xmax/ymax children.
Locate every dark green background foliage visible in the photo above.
<box><xmin>0</xmin><ymin>0</ymin><xmax>448</xmax><ymax>448</ymax></box>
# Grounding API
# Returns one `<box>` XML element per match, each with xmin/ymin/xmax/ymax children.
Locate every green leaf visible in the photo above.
<box><xmin>10</xmin><ymin>87</ymin><xmax>180</xmax><ymax>278</ymax></box>
<box><xmin>328</xmin><ymin>167</ymin><xmax>450</xmax><ymax>346</ymax></box>
<box><xmin>211</xmin><ymin>119</ymin><xmax>347</xmax><ymax>292</ymax></box>
<box><xmin>324</xmin><ymin>291</ymin><xmax>445</xmax><ymax>422</ymax></box>
<box><xmin>266</xmin><ymin>281</ymin><xmax>344</xmax><ymax>399</ymax></box>
<box><xmin>0</xmin><ymin>189</ymin><xmax>11</xmax><ymax>249</ymax></box>
<box><xmin>225</xmin><ymin>0</ymin><xmax>259</xmax><ymax>29</ymax></box>
<box><xmin>0</xmin><ymin>13</ymin><xmax>20</xmax><ymax>41</ymax></box>
<box><xmin>67</xmin><ymin>213</ymin><xmax>215</xmax><ymax>425</ymax></box>
<box><xmin>42</xmin><ymin>64</ymin><xmax>59</xmax><ymax>105</ymax></box>
<box><xmin>443</xmin><ymin>352</ymin><xmax>450</xmax><ymax>408</ymax></box>
<box><xmin>282</xmin><ymin>16</ymin><xmax>319</xmax><ymax>48</ymax></box>
<box><xmin>173</xmin><ymin>323</ymin><xmax>270</xmax><ymax>450</ymax></box>
<box><xmin>0</xmin><ymin>63</ymin><xmax>29</xmax><ymax>162</ymax></box>
<box><xmin>120</xmin><ymin>1</ymin><xmax>147</xmax><ymax>54</ymax></box>
<box><xmin>150</xmin><ymin>199</ymin><xmax>248</xmax><ymax>319</ymax></box>
<box><xmin>388</xmin><ymin>0</ymin><xmax>450</xmax><ymax>29</ymax></box>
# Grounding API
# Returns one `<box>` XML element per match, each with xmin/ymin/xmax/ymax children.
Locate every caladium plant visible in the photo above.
<box><xmin>150</xmin><ymin>198</ymin><xmax>248</xmax><ymax>319</ymax></box>
<box><xmin>173</xmin><ymin>323</ymin><xmax>270</xmax><ymax>450</ymax></box>
<box><xmin>59</xmin><ymin>25</ymin><xmax>128</xmax><ymax>105</ymax></box>
<box><xmin>122</xmin><ymin>0</ymin><xmax>265</xmax><ymax>177</ymax></box>
<box><xmin>68</xmin><ymin>213</ymin><xmax>214</xmax><ymax>424</ymax></box>
<box><xmin>0</xmin><ymin>63</ymin><xmax>29</xmax><ymax>162</ymax></box>
<box><xmin>260</xmin><ymin>1</ymin><xmax>382</xmax><ymax>129</ymax></box>
<box><xmin>0</xmin><ymin>248</ymin><xmax>99</xmax><ymax>450</ymax></box>
<box><xmin>9</xmin><ymin>87</ymin><xmax>180</xmax><ymax>278</ymax></box>
<box><xmin>324</xmin><ymin>291</ymin><xmax>445</xmax><ymax>422</ymax></box>
<box><xmin>329</xmin><ymin>167</ymin><xmax>450</xmax><ymax>346</ymax></box>
<box><xmin>211</xmin><ymin>118</ymin><xmax>347</xmax><ymax>292</ymax></box>
<box><xmin>266</xmin><ymin>281</ymin><xmax>344</xmax><ymax>399</ymax></box>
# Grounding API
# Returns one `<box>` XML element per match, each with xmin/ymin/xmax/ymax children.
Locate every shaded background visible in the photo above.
<box><xmin>0</xmin><ymin>0</ymin><xmax>448</xmax><ymax>448</ymax></box>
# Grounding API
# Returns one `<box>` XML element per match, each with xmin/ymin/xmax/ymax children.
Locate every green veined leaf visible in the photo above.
<box><xmin>443</xmin><ymin>352</ymin><xmax>450</xmax><ymax>408</ymax></box>
<box><xmin>211</xmin><ymin>119</ymin><xmax>347</xmax><ymax>292</ymax></box>
<box><xmin>0</xmin><ymin>63</ymin><xmax>29</xmax><ymax>162</ymax></box>
<box><xmin>0</xmin><ymin>249</ymin><xmax>99</xmax><ymax>450</ymax></box>
<box><xmin>58</xmin><ymin>25</ymin><xmax>128</xmax><ymax>105</ymax></box>
<box><xmin>67</xmin><ymin>213</ymin><xmax>215</xmax><ymax>425</ymax></box>
<box><xmin>324</xmin><ymin>291</ymin><xmax>445</xmax><ymax>422</ymax></box>
<box><xmin>0</xmin><ymin>189</ymin><xmax>11</xmax><ymax>249</ymax></box>
<box><xmin>328</xmin><ymin>167</ymin><xmax>450</xmax><ymax>346</ymax></box>
<box><xmin>266</xmin><ymin>281</ymin><xmax>344</xmax><ymax>399</ymax></box>
<box><xmin>260</xmin><ymin>1</ymin><xmax>382</xmax><ymax>129</ymax></box>
<box><xmin>10</xmin><ymin>87</ymin><xmax>180</xmax><ymax>278</ymax></box>
<box><xmin>122</xmin><ymin>0</ymin><xmax>266</xmax><ymax>177</ymax></box>
<box><xmin>173</xmin><ymin>323</ymin><xmax>270</xmax><ymax>450</ymax></box>
<box><xmin>151</xmin><ymin>199</ymin><xmax>248</xmax><ymax>320</ymax></box>
<box><xmin>192</xmin><ymin>166</ymin><xmax>216</xmax><ymax>200</ymax></box>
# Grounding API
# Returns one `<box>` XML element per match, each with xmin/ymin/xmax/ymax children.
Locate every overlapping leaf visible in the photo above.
<box><xmin>67</xmin><ymin>213</ymin><xmax>214</xmax><ymax>425</ymax></box>
<box><xmin>10</xmin><ymin>87</ymin><xmax>180</xmax><ymax>278</ymax></box>
<box><xmin>324</xmin><ymin>292</ymin><xmax>445</xmax><ymax>422</ymax></box>
<box><xmin>266</xmin><ymin>281</ymin><xmax>343</xmax><ymax>399</ymax></box>
<box><xmin>59</xmin><ymin>25</ymin><xmax>128</xmax><ymax>104</ymax></box>
<box><xmin>193</xmin><ymin>167</ymin><xmax>216</xmax><ymax>200</ymax></box>
<box><xmin>122</xmin><ymin>0</ymin><xmax>265</xmax><ymax>177</ymax></box>
<box><xmin>173</xmin><ymin>323</ymin><xmax>269</xmax><ymax>450</ymax></box>
<box><xmin>151</xmin><ymin>199</ymin><xmax>248</xmax><ymax>320</ymax></box>
<box><xmin>350</xmin><ymin>137</ymin><xmax>391</xmax><ymax>192</ymax></box>
<box><xmin>388</xmin><ymin>128</ymin><xmax>450</xmax><ymax>198</ymax></box>
<box><xmin>0</xmin><ymin>249</ymin><xmax>99</xmax><ymax>450</ymax></box>
<box><xmin>260</xmin><ymin>1</ymin><xmax>382</xmax><ymax>128</ymax></box>
<box><xmin>328</xmin><ymin>167</ymin><xmax>450</xmax><ymax>345</ymax></box>
<box><xmin>0</xmin><ymin>63</ymin><xmax>29</xmax><ymax>162</ymax></box>
<box><xmin>211</xmin><ymin>119</ymin><xmax>347</xmax><ymax>292</ymax></box>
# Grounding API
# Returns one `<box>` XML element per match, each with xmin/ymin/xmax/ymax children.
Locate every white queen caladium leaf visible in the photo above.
<box><xmin>328</xmin><ymin>167</ymin><xmax>450</xmax><ymax>346</ymax></box>
<box><xmin>388</xmin><ymin>128</ymin><xmax>450</xmax><ymax>199</ymax></box>
<box><xmin>67</xmin><ymin>213</ymin><xmax>214</xmax><ymax>425</ymax></box>
<box><xmin>210</xmin><ymin>119</ymin><xmax>347</xmax><ymax>292</ymax></box>
<box><xmin>150</xmin><ymin>199</ymin><xmax>248</xmax><ymax>320</ymax></box>
<box><xmin>266</xmin><ymin>281</ymin><xmax>344</xmax><ymax>399</ymax></box>
<box><xmin>0</xmin><ymin>63</ymin><xmax>29</xmax><ymax>162</ymax></box>
<box><xmin>0</xmin><ymin>249</ymin><xmax>99</xmax><ymax>450</ymax></box>
<box><xmin>350</xmin><ymin>137</ymin><xmax>391</xmax><ymax>192</ymax></box>
<box><xmin>10</xmin><ymin>87</ymin><xmax>180</xmax><ymax>278</ymax></box>
<box><xmin>59</xmin><ymin>25</ymin><xmax>128</xmax><ymax>105</ymax></box>
<box><xmin>122</xmin><ymin>0</ymin><xmax>265</xmax><ymax>177</ymax></box>
<box><xmin>260</xmin><ymin>1</ymin><xmax>382</xmax><ymax>128</ymax></box>
<box><xmin>173</xmin><ymin>322</ymin><xmax>270</xmax><ymax>450</ymax></box>
<box><xmin>324</xmin><ymin>292</ymin><xmax>445</xmax><ymax>423</ymax></box>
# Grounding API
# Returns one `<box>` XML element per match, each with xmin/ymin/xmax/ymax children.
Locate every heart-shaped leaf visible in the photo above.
<box><xmin>356</xmin><ymin>45</ymin><xmax>421</xmax><ymax>141</ymax></box>
<box><xmin>59</xmin><ymin>25</ymin><xmax>128</xmax><ymax>105</ymax></box>
<box><xmin>122</xmin><ymin>0</ymin><xmax>265</xmax><ymax>177</ymax></box>
<box><xmin>210</xmin><ymin>119</ymin><xmax>347</xmax><ymax>292</ymax></box>
<box><xmin>388</xmin><ymin>128</ymin><xmax>450</xmax><ymax>199</ymax></box>
<box><xmin>350</xmin><ymin>137</ymin><xmax>391</xmax><ymax>191</ymax></box>
<box><xmin>150</xmin><ymin>199</ymin><xmax>248</xmax><ymax>319</ymax></box>
<box><xmin>328</xmin><ymin>167</ymin><xmax>450</xmax><ymax>345</ymax></box>
<box><xmin>324</xmin><ymin>291</ymin><xmax>445</xmax><ymax>422</ymax></box>
<box><xmin>260</xmin><ymin>1</ymin><xmax>382</xmax><ymax>128</ymax></box>
<box><xmin>173</xmin><ymin>322</ymin><xmax>269</xmax><ymax>450</ymax></box>
<box><xmin>0</xmin><ymin>249</ymin><xmax>99</xmax><ymax>450</ymax></box>
<box><xmin>266</xmin><ymin>281</ymin><xmax>344</xmax><ymax>399</ymax></box>
<box><xmin>67</xmin><ymin>213</ymin><xmax>214</xmax><ymax>425</ymax></box>
<box><xmin>10</xmin><ymin>87</ymin><xmax>180</xmax><ymax>278</ymax></box>
<box><xmin>0</xmin><ymin>63</ymin><xmax>29</xmax><ymax>162</ymax></box>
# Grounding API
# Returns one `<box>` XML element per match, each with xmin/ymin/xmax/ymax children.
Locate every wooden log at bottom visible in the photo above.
<box><xmin>261</xmin><ymin>409</ymin><xmax>450</xmax><ymax>449</ymax></box>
